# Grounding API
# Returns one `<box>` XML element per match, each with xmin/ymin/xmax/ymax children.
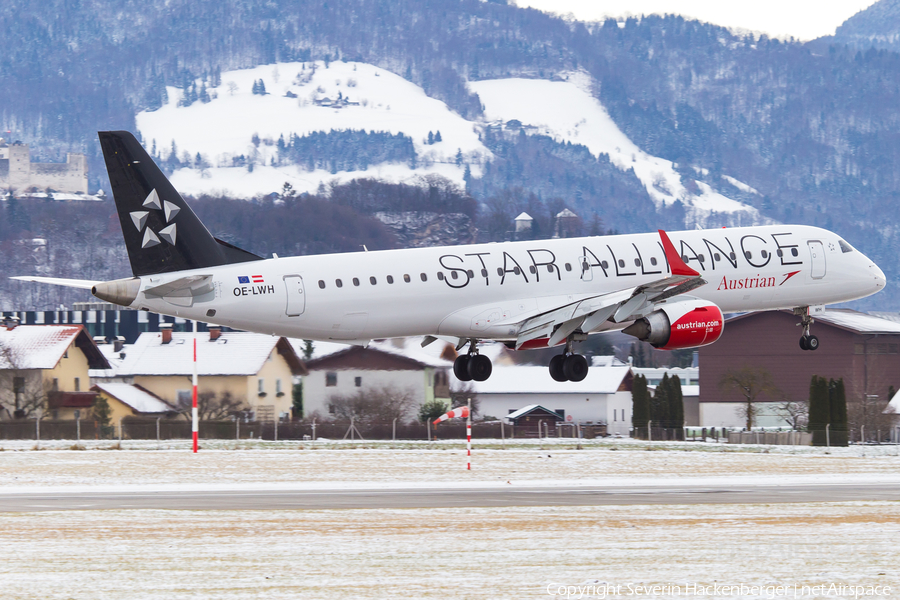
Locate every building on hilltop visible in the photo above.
<box><xmin>0</xmin><ymin>139</ymin><xmax>88</xmax><ymax>195</ymax></box>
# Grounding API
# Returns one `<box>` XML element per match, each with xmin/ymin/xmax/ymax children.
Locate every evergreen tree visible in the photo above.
<box><xmin>829</xmin><ymin>378</ymin><xmax>848</xmax><ymax>447</ymax></box>
<box><xmin>667</xmin><ymin>374</ymin><xmax>684</xmax><ymax>437</ymax></box>
<box><xmin>434</xmin><ymin>130</ymin><xmax>442</xmax><ymax>142</ymax></box>
<box><xmin>455</xmin><ymin>148</ymin><xmax>463</xmax><ymax>166</ymax></box>
<box><xmin>92</xmin><ymin>396</ymin><xmax>111</xmax><ymax>428</ymax></box>
<box><xmin>199</xmin><ymin>83</ymin><xmax>210</xmax><ymax>103</ymax></box>
<box><xmin>292</xmin><ymin>382</ymin><xmax>303</xmax><ymax>419</ymax></box>
<box><xmin>427</xmin><ymin>131</ymin><xmax>434</xmax><ymax>145</ymax></box>
<box><xmin>809</xmin><ymin>375</ymin><xmax>831</xmax><ymax>446</ymax></box>
<box><xmin>650</xmin><ymin>373</ymin><xmax>671</xmax><ymax>429</ymax></box>
<box><xmin>631</xmin><ymin>374</ymin><xmax>650</xmax><ymax>438</ymax></box>
<box><xmin>258</xmin><ymin>79</ymin><xmax>266</xmax><ymax>95</ymax></box>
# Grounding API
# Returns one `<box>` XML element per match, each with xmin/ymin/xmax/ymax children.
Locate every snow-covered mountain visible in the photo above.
<box><xmin>137</xmin><ymin>60</ymin><xmax>762</xmax><ymax>228</ymax></box>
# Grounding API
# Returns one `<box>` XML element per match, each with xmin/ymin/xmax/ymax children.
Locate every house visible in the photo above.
<box><xmin>112</xmin><ymin>325</ymin><xmax>307</xmax><ymax>421</ymax></box>
<box><xmin>505</xmin><ymin>404</ymin><xmax>565</xmax><ymax>427</ymax></box>
<box><xmin>699</xmin><ymin>309</ymin><xmax>900</xmax><ymax>428</ymax></box>
<box><xmin>459</xmin><ymin>357</ymin><xmax>634</xmax><ymax>435</ymax></box>
<box><xmin>302</xmin><ymin>340</ymin><xmax>453</xmax><ymax>419</ymax></box>
<box><xmin>90</xmin><ymin>383</ymin><xmax>177</xmax><ymax>423</ymax></box>
<box><xmin>0</xmin><ymin>139</ymin><xmax>88</xmax><ymax>194</ymax></box>
<box><xmin>0</xmin><ymin>318</ymin><xmax>110</xmax><ymax>419</ymax></box>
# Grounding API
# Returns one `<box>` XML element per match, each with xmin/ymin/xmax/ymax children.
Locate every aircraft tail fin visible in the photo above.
<box><xmin>98</xmin><ymin>131</ymin><xmax>261</xmax><ymax>277</ymax></box>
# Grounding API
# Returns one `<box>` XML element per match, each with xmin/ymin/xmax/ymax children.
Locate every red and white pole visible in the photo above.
<box><xmin>466</xmin><ymin>397</ymin><xmax>471</xmax><ymax>471</ymax></box>
<box><xmin>192</xmin><ymin>320</ymin><xmax>198</xmax><ymax>453</ymax></box>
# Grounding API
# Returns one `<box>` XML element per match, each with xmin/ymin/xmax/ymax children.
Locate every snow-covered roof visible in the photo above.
<box><xmin>292</xmin><ymin>336</ymin><xmax>512</xmax><ymax>368</ymax></box>
<box><xmin>117</xmin><ymin>331</ymin><xmax>305</xmax><ymax>377</ymax></box>
<box><xmin>457</xmin><ymin>364</ymin><xmax>632</xmax><ymax>395</ymax></box>
<box><xmin>556</xmin><ymin>208</ymin><xmax>578</xmax><ymax>218</ymax></box>
<box><xmin>514</xmin><ymin>212</ymin><xmax>533</xmax><ymax>221</ymax></box>
<box><xmin>506</xmin><ymin>404</ymin><xmax>563</xmax><ymax>420</ymax></box>
<box><xmin>92</xmin><ymin>383</ymin><xmax>175</xmax><ymax>414</ymax></box>
<box><xmin>728</xmin><ymin>309</ymin><xmax>900</xmax><ymax>335</ymax></box>
<box><xmin>0</xmin><ymin>325</ymin><xmax>109</xmax><ymax>370</ymax></box>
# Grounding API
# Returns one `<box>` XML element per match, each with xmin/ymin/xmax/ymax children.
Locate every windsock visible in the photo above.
<box><xmin>433</xmin><ymin>406</ymin><xmax>469</xmax><ymax>424</ymax></box>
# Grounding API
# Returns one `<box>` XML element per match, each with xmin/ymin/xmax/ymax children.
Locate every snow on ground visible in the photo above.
<box><xmin>469</xmin><ymin>73</ymin><xmax>765</xmax><ymax>227</ymax></box>
<box><xmin>1</xmin><ymin>502</ymin><xmax>897</xmax><ymax>599</ymax></box>
<box><xmin>136</xmin><ymin>61</ymin><xmax>490</xmax><ymax>198</ymax></box>
<box><xmin>3</xmin><ymin>438</ymin><xmax>900</xmax><ymax>490</ymax></box>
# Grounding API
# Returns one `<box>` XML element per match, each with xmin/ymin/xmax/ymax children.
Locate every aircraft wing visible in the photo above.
<box><xmin>9</xmin><ymin>276</ymin><xmax>99</xmax><ymax>290</ymax></box>
<box><xmin>513</xmin><ymin>230</ymin><xmax>706</xmax><ymax>349</ymax></box>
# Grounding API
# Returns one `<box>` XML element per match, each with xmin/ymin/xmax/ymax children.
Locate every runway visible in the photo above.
<box><xmin>4</xmin><ymin>482</ymin><xmax>900</xmax><ymax>511</ymax></box>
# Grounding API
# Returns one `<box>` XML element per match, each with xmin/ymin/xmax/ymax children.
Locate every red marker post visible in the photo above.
<box><xmin>192</xmin><ymin>320</ymin><xmax>198</xmax><ymax>453</ymax></box>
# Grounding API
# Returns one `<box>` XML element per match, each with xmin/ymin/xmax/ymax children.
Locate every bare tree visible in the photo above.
<box><xmin>0</xmin><ymin>340</ymin><xmax>48</xmax><ymax>419</ymax></box>
<box><xmin>327</xmin><ymin>384</ymin><xmax>416</xmax><ymax>424</ymax></box>
<box><xmin>773</xmin><ymin>399</ymin><xmax>809</xmax><ymax>430</ymax></box>
<box><xmin>719</xmin><ymin>366</ymin><xmax>779</xmax><ymax>430</ymax></box>
<box><xmin>450</xmin><ymin>382</ymin><xmax>479</xmax><ymax>416</ymax></box>
<box><xmin>185</xmin><ymin>391</ymin><xmax>246</xmax><ymax>421</ymax></box>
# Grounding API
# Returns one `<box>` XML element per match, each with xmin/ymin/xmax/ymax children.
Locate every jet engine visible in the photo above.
<box><xmin>622</xmin><ymin>299</ymin><xmax>724</xmax><ymax>350</ymax></box>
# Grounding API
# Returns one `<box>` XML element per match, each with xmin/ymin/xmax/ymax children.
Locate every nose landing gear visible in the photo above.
<box><xmin>795</xmin><ymin>307</ymin><xmax>819</xmax><ymax>351</ymax></box>
<box><xmin>453</xmin><ymin>339</ymin><xmax>493</xmax><ymax>382</ymax></box>
<box><xmin>548</xmin><ymin>336</ymin><xmax>589</xmax><ymax>382</ymax></box>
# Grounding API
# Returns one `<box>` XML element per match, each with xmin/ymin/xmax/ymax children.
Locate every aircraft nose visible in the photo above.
<box><xmin>871</xmin><ymin>263</ymin><xmax>887</xmax><ymax>290</ymax></box>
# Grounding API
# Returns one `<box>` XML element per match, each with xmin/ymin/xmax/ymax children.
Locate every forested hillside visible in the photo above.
<box><xmin>3</xmin><ymin>0</ymin><xmax>900</xmax><ymax>309</ymax></box>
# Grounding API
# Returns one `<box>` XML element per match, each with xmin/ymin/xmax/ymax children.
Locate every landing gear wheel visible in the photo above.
<box><xmin>549</xmin><ymin>354</ymin><xmax>567</xmax><ymax>382</ymax></box>
<box><xmin>453</xmin><ymin>355</ymin><xmax>472</xmax><ymax>381</ymax></box>
<box><xmin>806</xmin><ymin>335</ymin><xmax>819</xmax><ymax>351</ymax></box>
<box><xmin>563</xmin><ymin>354</ymin><xmax>589</xmax><ymax>382</ymax></box>
<box><xmin>799</xmin><ymin>336</ymin><xmax>809</xmax><ymax>351</ymax></box>
<box><xmin>467</xmin><ymin>354</ymin><xmax>493</xmax><ymax>382</ymax></box>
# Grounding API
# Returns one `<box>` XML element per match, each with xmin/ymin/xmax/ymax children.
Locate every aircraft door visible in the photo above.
<box><xmin>808</xmin><ymin>241</ymin><xmax>826</xmax><ymax>280</ymax></box>
<box><xmin>579</xmin><ymin>256</ymin><xmax>593</xmax><ymax>282</ymax></box>
<box><xmin>283</xmin><ymin>275</ymin><xmax>306</xmax><ymax>316</ymax></box>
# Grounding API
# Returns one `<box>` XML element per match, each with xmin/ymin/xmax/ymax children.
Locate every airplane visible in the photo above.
<box><xmin>13</xmin><ymin>131</ymin><xmax>887</xmax><ymax>382</ymax></box>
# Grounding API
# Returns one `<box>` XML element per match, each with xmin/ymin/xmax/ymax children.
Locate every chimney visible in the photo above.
<box><xmin>209</xmin><ymin>326</ymin><xmax>221</xmax><ymax>341</ymax></box>
<box><xmin>114</xmin><ymin>336</ymin><xmax>126</xmax><ymax>353</ymax></box>
<box><xmin>160</xmin><ymin>323</ymin><xmax>173</xmax><ymax>344</ymax></box>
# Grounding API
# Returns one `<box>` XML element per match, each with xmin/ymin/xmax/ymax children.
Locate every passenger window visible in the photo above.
<box><xmin>451</xmin><ymin>271</ymin><xmax>459</xmax><ymax>279</ymax></box>
<box><xmin>698</xmin><ymin>254</ymin><xmax>705</xmax><ymax>263</ymax></box>
<box><xmin>369</xmin><ymin>276</ymin><xmax>377</xmax><ymax>285</ymax></box>
<box><xmin>791</xmin><ymin>248</ymin><xmax>799</xmax><ymax>257</ymax></box>
<box><xmin>318</xmin><ymin>280</ymin><xmax>325</xmax><ymax>289</ymax></box>
<box><xmin>634</xmin><ymin>258</ymin><xmax>641</xmax><ymax>267</ymax></box>
<box><xmin>744</xmin><ymin>251</ymin><xmax>752</xmax><ymax>259</ymax></box>
<box><xmin>760</xmin><ymin>250</ymin><xmax>768</xmax><ymax>259</ymax></box>
<box><xmin>618</xmin><ymin>259</ymin><xmax>625</xmax><ymax>268</ymax></box>
<box><xmin>547</xmin><ymin>265</ymin><xmax>554</xmax><ymax>273</ymax></box>
<box><xmin>353</xmin><ymin>277</ymin><xmax>360</xmax><ymax>286</ymax></box>
<box><xmin>650</xmin><ymin>257</ymin><xmax>658</xmax><ymax>266</ymax></box>
<box><xmin>513</xmin><ymin>267</ymin><xmax>521</xmax><ymax>275</ymax></box>
<box><xmin>730</xmin><ymin>252</ymin><xmax>737</xmax><ymax>260</ymax></box>
<box><xmin>601</xmin><ymin>261</ymin><xmax>609</xmax><ymax>269</ymax></box>
<box><xmin>529</xmin><ymin>265</ymin><xmax>536</xmax><ymax>274</ymax></box>
<box><xmin>776</xmin><ymin>249</ymin><xmax>783</xmax><ymax>257</ymax></box>
<box><xmin>335</xmin><ymin>279</ymin><xmax>343</xmax><ymax>288</ymax></box>
<box><xmin>481</xmin><ymin>269</ymin><xmax>488</xmax><ymax>277</ymax></box>
<box><xmin>437</xmin><ymin>272</ymin><xmax>444</xmax><ymax>281</ymax></box>
<box><xmin>387</xmin><ymin>275</ymin><xmax>394</xmax><ymax>284</ymax></box>
<box><xmin>497</xmin><ymin>267</ymin><xmax>504</xmax><ymax>276</ymax></box>
<box><xmin>404</xmin><ymin>274</ymin><xmax>411</xmax><ymax>282</ymax></box>
<box><xmin>420</xmin><ymin>273</ymin><xmax>427</xmax><ymax>282</ymax></box>
<box><xmin>467</xmin><ymin>270</ymin><xmax>474</xmax><ymax>278</ymax></box>
<box><xmin>565</xmin><ymin>263</ymin><xmax>572</xmax><ymax>271</ymax></box>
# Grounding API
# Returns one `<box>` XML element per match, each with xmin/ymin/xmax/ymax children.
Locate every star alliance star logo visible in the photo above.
<box><xmin>130</xmin><ymin>189</ymin><xmax>179</xmax><ymax>249</ymax></box>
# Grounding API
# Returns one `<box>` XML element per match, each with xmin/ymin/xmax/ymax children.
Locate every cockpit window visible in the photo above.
<box><xmin>839</xmin><ymin>240</ymin><xmax>854</xmax><ymax>253</ymax></box>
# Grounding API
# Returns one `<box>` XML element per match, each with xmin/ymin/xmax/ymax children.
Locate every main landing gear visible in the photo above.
<box><xmin>453</xmin><ymin>340</ymin><xmax>493</xmax><ymax>382</ymax></box>
<box><xmin>795</xmin><ymin>307</ymin><xmax>819</xmax><ymax>351</ymax></box>
<box><xmin>548</xmin><ymin>337</ymin><xmax>589</xmax><ymax>382</ymax></box>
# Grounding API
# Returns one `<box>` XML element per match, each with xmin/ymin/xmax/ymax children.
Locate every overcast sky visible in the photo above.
<box><xmin>513</xmin><ymin>0</ymin><xmax>880</xmax><ymax>41</ymax></box>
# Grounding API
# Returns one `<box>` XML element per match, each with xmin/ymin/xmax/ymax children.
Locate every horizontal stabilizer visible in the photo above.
<box><xmin>9</xmin><ymin>276</ymin><xmax>99</xmax><ymax>290</ymax></box>
<box><xmin>143</xmin><ymin>275</ymin><xmax>214</xmax><ymax>298</ymax></box>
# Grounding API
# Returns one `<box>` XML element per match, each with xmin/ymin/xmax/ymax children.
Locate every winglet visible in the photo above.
<box><xmin>658</xmin><ymin>230</ymin><xmax>700</xmax><ymax>277</ymax></box>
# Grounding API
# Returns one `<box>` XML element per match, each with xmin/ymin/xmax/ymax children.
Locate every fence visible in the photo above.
<box><xmin>728</xmin><ymin>430</ymin><xmax>812</xmax><ymax>445</ymax></box>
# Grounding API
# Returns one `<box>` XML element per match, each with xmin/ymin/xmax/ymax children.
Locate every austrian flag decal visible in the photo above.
<box><xmin>238</xmin><ymin>275</ymin><xmax>266</xmax><ymax>284</ymax></box>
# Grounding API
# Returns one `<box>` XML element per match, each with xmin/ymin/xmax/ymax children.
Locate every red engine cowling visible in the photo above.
<box><xmin>622</xmin><ymin>299</ymin><xmax>724</xmax><ymax>350</ymax></box>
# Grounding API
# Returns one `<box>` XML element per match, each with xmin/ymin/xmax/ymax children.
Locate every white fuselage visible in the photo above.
<box><xmin>129</xmin><ymin>225</ymin><xmax>886</xmax><ymax>344</ymax></box>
